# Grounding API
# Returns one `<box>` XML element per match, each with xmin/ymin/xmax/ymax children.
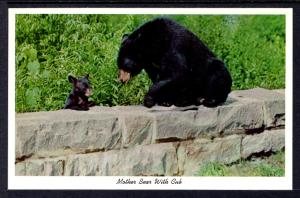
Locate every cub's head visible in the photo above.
<box><xmin>68</xmin><ymin>74</ymin><xmax>92</xmax><ymax>97</ymax></box>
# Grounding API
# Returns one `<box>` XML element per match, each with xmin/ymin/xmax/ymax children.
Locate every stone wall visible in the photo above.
<box><xmin>15</xmin><ymin>88</ymin><xmax>285</xmax><ymax>176</ymax></box>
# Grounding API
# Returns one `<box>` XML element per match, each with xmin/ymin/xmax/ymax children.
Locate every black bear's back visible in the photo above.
<box><xmin>131</xmin><ymin>18</ymin><xmax>215</xmax><ymax>65</ymax></box>
<box><xmin>128</xmin><ymin>18</ymin><xmax>178</xmax><ymax>58</ymax></box>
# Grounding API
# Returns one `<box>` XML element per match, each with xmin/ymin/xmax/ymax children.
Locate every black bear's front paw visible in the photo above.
<box><xmin>195</xmin><ymin>97</ymin><xmax>205</xmax><ymax>106</ymax></box>
<box><xmin>202</xmin><ymin>99</ymin><xmax>217</xmax><ymax>107</ymax></box>
<box><xmin>158</xmin><ymin>101</ymin><xmax>173</xmax><ymax>107</ymax></box>
<box><xmin>144</xmin><ymin>95</ymin><xmax>155</xmax><ymax>108</ymax></box>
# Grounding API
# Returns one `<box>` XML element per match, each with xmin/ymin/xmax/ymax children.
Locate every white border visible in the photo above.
<box><xmin>8</xmin><ymin>8</ymin><xmax>293</xmax><ymax>190</ymax></box>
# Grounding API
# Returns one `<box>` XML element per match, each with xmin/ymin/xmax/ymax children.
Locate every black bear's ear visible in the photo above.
<box><xmin>68</xmin><ymin>75</ymin><xmax>77</xmax><ymax>84</ymax></box>
<box><xmin>84</xmin><ymin>74</ymin><xmax>89</xmax><ymax>79</ymax></box>
<box><xmin>122</xmin><ymin>34</ymin><xmax>129</xmax><ymax>42</ymax></box>
<box><xmin>208</xmin><ymin>58</ymin><xmax>225</xmax><ymax>70</ymax></box>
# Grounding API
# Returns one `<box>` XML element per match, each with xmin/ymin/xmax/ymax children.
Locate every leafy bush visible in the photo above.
<box><xmin>16</xmin><ymin>14</ymin><xmax>285</xmax><ymax>112</ymax></box>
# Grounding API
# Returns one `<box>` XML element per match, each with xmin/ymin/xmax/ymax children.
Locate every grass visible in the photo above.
<box><xmin>197</xmin><ymin>150</ymin><xmax>285</xmax><ymax>176</ymax></box>
<box><xmin>15</xmin><ymin>14</ymin><xmax>285</xmax><ymax>113</ymax></box>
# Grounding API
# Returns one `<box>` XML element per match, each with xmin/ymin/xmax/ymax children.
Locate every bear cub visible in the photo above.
<box><xmin>64</xmin><ymin>74</ymin><xmax>95</xmax><ymax>111</ymax></box>
<box><xmin>117</xmin><ymin>18</ymin><xmax>232</xmax><ymax>108</ymax></box>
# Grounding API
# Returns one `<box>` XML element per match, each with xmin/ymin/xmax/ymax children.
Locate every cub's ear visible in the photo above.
<box><xmin>68</xmin><ymin>75</ymin><xmax>77</xmax><ymax>84</ymax></box>
<box><xmin>122</xmin><ymin>34</ymin><xmax>129</xmax><ymax>42</ymax></box>
<box><xmin>84</xmin><ymin>74</ymin><xmax>89</xmax><ymax>79</ymax></box>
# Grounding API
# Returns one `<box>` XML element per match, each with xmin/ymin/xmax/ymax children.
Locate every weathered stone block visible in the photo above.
<box><xmin>274</xmin><ymin>89</ymin><xmax>285</xmax><ymax>95</ymax></box>
<box><xmin>154</xmin><ymin>100</ymin><xmax>264</xmax><ymax>141</ymax></box>
<box><xmin>98</xmin><ymin>143</ymin><xmax>178</xmax><ymax>176</ymax></box>
<box><xmin>241</xmin><ymin>129</ymin><xmax>285</xmax><ymax>158</ymax></box>
<box><xmin>212</xmin><ymin>101</ymin><xmax>264</xmax><ymax>135</ymax></box>
<box><xmin>263</xmin><ymin>100</ymin><xmax>285</xmax><ymax>128</ymax></box>
<box><xmin>63</xmin><ymin>143</ymin><xmax>178</xmax><ymax>176</ymax></box>
<box><xmin>16</xmin><ymin>121</ymin><xmax>38</xmax><ymax>158</ymax></box>
<box><xmin>15</xmin><ymin>161</ymin><xmax>26</xmax><ymax>176</ymax></box>
<box><xmin>16</xmin><ymin>157</ymin><xmax>65</xmax><ymax>176</ymax></box>
<box><xmin>70</xmin><ymin>117</ymin><xmax>122</xmax><ymax>150</ymax></box>
<box><xmin>154</xmin><ymin>110</ymin><xmax>201</xmax><ymax>141</ymax></box>
<box><xmin>16</xmin><ymin>110</ymin><xmax>122</xmax><ymax>159</ymax></box>
<box><xmin>230</xmin><ymin>88</ymin><xmax>284</xmax><ymax>102</ymax></box>
<box><xmin>178</xmin><ymin>135</ymin><xmax>242</xmax><ymax>176</ymax></box>
<box><xmin>230</xmin><ymin>88</ymin><xmax>285</xmax><ymax>128</ymax></box>
<box><xmin>122</xmin><ymin>114</ymin><xmax>154</xmax><ymax>147</ymax></box>
<box><xmin>65</xmin><ymin>153</ymin><xmax>100</xmax><ymax>176</ymax></box>
<box><xmin>35</xmin><ymin>120</ymin><xmax>73</xmax><ymax>153</ymax></box>
<box><xmin>25</xmin><ymin>159</ymin><xmax>45</xmax><ymax>176</ymax></box>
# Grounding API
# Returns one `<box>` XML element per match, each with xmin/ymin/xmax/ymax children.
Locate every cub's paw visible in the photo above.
<box><xmin>88</xmin><ymin>101</ymin><xmax>95</xmax><ymax>107</ymax></box>
<box><xmin>144</xmin><ymin>95</ymin><xmax>155</xmax><ymax>108</ymax></box>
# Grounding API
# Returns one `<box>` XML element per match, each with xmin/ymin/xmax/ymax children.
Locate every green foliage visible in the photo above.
<box><xmin>16</xmin><ymin>14</ymin><xmax>285</xmax><ymax>112</ymax></box>
<box><xmin>174</xmin><ymin>15</ymin><xmax>285</xmax><ymax>90</ymax></box>
<box><xmin>197</xmin><ymin>151</ymin><xmax>285</xmax><ymax>176</ymax></box>
<box><xmin>197</xmin><ymin>162</ymin><xmax>229</xmax><ymax>176</ymax></box>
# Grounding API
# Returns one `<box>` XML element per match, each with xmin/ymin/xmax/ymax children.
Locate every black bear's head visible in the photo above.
<box><xmin>117</xmin><ymin>33</ymin><xmax>143</xmax><ymax>84</ymax></box>
<box><xmin>68</xmin><ymin>74</ymin><xmax>92</xmax><ymax>97</ymax></box>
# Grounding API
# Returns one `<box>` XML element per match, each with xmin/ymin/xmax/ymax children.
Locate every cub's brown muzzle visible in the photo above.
<box><xmin>118</xmin><ymin>69</ymin><xmax>131</xmax><ymax>83</ymax></box>
<box><xmin>85</xmin><ymin>88</ymin><xmax>92</xmax><ymax>97</ymax></box>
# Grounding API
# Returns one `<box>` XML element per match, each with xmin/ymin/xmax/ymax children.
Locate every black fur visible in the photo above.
<box><xmin>117</xmin><ymin>18</ymin><xmax>232</xmax><ymax>108</ymax></box>
<box><xmin>63</xmin><ymin>74</ymin><xmax>95</xmax><ymax>111</ymax></box>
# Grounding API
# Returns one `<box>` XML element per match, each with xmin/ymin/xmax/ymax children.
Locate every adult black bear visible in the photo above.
<box><xmin>117</xmin><ymin>18</ymin><xmax>232</xmax><ymax>108</ymax></box>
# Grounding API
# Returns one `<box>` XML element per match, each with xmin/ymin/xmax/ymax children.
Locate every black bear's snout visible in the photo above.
<box><xmin>118</xmin><ymin>69</ymin><xmax>131</xmax><ymax>84</ymax></box>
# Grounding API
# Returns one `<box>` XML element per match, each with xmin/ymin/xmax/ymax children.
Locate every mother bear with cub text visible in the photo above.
<box><xmin>117</xmin><ymin>18</ymin><xmax>232</xmax><ymax>108</ymax></box>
